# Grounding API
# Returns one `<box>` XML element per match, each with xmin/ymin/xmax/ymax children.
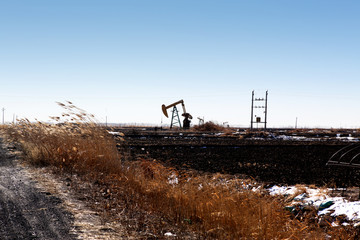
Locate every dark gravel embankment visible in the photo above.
<box><xmin>121</xmin><ymin>130</ymin><xmax>360</xmax><ymax>187</ymax></box>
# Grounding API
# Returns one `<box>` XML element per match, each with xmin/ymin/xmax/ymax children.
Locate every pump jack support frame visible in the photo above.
<box><xmin>170</xmin><ymin>106</ymin><xmax>182</xmax><ymax>128</ymax></box>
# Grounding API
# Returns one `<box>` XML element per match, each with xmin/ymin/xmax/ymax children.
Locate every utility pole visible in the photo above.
<box><xmin>264</xmin><ymin>90</ymin><xmax>268</xmax><ymax>129</ymax></box>
<box><xmin>2</xmin><ymin>108</ymin><xmax>5</xmax><ymax>125</ymax></box>
<box><xmin>251</xmin><ymin>91</ymin><xmax>254</xmax><ymax>130</ymax></box>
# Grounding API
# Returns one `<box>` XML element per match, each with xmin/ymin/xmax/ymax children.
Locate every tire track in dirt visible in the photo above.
<box><xmin>0</xmin><ymin>138</ymin><xmax>76</xmax><ymax>240</ymax></box>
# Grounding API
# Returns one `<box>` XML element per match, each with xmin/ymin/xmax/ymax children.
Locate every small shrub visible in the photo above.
<box><xmin>193</xmin><ymin>121</ymin><xmax>225</xmax><ymax>132</ymax></box>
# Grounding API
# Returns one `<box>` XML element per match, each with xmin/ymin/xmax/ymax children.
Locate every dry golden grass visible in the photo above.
<box><xmin>4</xmin><ymin>102</ymin><xmax>121</xmax><ymax>174</ymax></box>
<box><xmin>2</xmin><ymin>102</ymin><xmax>356</xmax><ymax>239</ymax></box>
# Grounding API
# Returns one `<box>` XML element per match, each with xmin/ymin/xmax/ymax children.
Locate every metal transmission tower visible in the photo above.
<box><xmin>250</xmin><ymin>90</ymin><xmax>268</xmax><ymax>130</ymax></box>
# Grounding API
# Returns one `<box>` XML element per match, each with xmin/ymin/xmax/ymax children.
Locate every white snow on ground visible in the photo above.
<box><xmin>108</xmin><ymin>131</ymin><xmax>125</xmax><ymax>136</ymax></box>
<box><xmin>320</xmin><ymin>201</ymin><xmax>360</xmax><ymax>222</ymax></box>
<box><xmin>168</xmin><ymin>173</ymin><xmax>179</xmax><ymax>185</ymax></box>
<box><xmin>268</xmin><ymin>185</ymin><xmax>297</xmax><ymax>196</ymax></box>
<box><xmin>108</xmin><ymin>131</ymin><xmax>119</xmax><ymax>135</ymax></box>
<box><xmin>164</xmin><ymin>232</ymin><xmax>176</xmax><ymax>237</ymax></box>
<box><xmin>268</xmin><ymin>185</ymin><xmax>360</xmax><ymax>226</ymax></box>
<box><xmin>336</xmin><ymin>136</ymin><xmax>359</xmax><ymax>142</ymax></box>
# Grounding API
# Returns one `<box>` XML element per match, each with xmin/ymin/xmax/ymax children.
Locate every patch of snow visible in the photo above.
<box><xmin>278</xmin><ymin>135</ymin><xmax>291</xmax><ymax>140</ymax></box>
<box><xmin>268</xmin><ymin>185</ymin><xmax>297</xmax><ymax>196</ymax></box>
<box><xmin>168</xmin><ymin>173</ymin><xmax>179</xmax><ymax>185</ymax></box>
<box><xmin>164</xmin><ymin>232</ymin><xmax>176</xmax><ymax>237</ymax></box>
<box><xmin>293</xmin><ymin>193</ymin><xmax>308</xmax><ymax>201</ymax></box>
<box><xmin>108</xmin><ymin>131</ymin><xmax>119</xmax><ymax>135</ymax></box>
<box><xmin>268</xmin><ymin>185</ymin><xmax>360</xmax><ymax>226</ymax></box>
<box><xmin>108</xmin><ymin>131</ymin><xmax>125</xmax><ymax>136</ymax></box>
<box><xmin>319</xmin><ymin>200</ymin><xmax>360</xmax><ymax>222</ymax></box>
<box><xmin>331</xmin><ymin>222</ymin><xmax>340</xmax><ymax>227</ymax></box>
<box><xmin>336</xmin><ymin>135</ymin><xmax>359</xmax><ymax>142</ymax></box>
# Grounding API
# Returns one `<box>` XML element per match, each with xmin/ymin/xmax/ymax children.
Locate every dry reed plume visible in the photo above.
<box><xmin>3</xmin><ymin>101</ymin><xmax>120</xmax><ymax>174</ymax></box>
<box><xmin>193</xmin><ymin>121</ymin><xmax>226</xmax><ymax>132</ymax></box>
<box><xmin>2</xmin><ymin>102</ymin><xmax>355</xmax><ymax>239</ymax></box>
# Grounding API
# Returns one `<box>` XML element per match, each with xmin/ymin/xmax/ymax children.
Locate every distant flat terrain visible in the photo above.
<box><xmin>117</xmin><ymin>128</ymin><xmax>360</xmax><ymax>186</ymax></box>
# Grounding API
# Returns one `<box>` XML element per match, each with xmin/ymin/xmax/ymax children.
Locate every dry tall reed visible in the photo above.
<box><xmin>4</xmin><ymin>101</ymin><xmax>120</xmax><ymax>174</ymax></box>
<box><xmin>193</xmin><ymin>121</ymin><xmax>225</xmax><ymax>132</ymax></box>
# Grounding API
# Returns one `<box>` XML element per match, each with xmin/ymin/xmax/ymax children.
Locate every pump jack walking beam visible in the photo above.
<box><xmin>161</xmin><ymin>100</ymin><xmax>192</xmax><ymax>128</ymax></box>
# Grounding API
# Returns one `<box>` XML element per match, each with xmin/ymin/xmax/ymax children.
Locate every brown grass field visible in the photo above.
<box><xmin>2</xmin><ymin>102</ymin><xmax>359</xmax><ymax>239</ymax></box>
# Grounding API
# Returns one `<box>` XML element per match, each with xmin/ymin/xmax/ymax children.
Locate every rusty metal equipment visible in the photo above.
<box><xmin>327</xmin><ymin>143</ymin><xmax>360</xmax><ymax>168</ymax></box>
<box><xmin>162</xmin><ymin>100</ymin><xmax>192</xmax><ymax>129</ymax></box>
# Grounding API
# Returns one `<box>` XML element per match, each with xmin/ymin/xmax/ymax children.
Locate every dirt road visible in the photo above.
<box><xmin>0</xmin><ymin>139</ymin><xmax>76</xmax><ymax>240</ymax></box>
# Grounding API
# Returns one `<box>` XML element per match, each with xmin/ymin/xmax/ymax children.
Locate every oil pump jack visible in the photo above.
<box><xmin>162</xmin><ymin>100</ymin><xmax>192</xmax><ymax>129</ymax></box>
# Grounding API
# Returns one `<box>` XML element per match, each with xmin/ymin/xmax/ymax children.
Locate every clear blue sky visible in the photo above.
<box><xmin>1</xmin><ymin>0</ymin><xmax>360</xmax><ymax>128</ymax></box>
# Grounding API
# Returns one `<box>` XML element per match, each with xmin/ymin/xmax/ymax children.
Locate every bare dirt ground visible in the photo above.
<box><xmin>0</xmin><ymin>138</ymin><xmax>132</xmax><ymax>240</ymax></box>
<box><xmin>27</xmin><ymin>168</ymin><xmax>132</xmax><ymax>240</ymax></box>
<box><xmin>0</xmin><ymin>139</ymin><xmax>76</xmax><ymax>240</ymax></box>
<box><xmin>0</xmin><ymin>136</ymin><xmax>198</xmax><ymax>239</ymax></box>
